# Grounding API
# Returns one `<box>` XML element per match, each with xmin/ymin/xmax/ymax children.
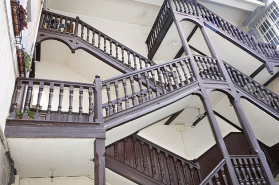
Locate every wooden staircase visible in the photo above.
<box><xmin>146</xmin><ymin>0</ymin><xmax>279</xmax><ymax>73</ymax></box>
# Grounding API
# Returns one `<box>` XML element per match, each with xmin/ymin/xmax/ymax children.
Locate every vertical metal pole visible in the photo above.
<box><xmin>167</xmin><ymin>0</ymin><xmax>239</xmax><ymax>183</ymax></box>
<box><xmin>94</xmin><ymin>138</ymin><xmax>106</xmax><ymax>185</ymax></box>
<box><xmin>230</xmin><ymin>98</ymin><xmax>276</xmax><ymax>185</ymax></box>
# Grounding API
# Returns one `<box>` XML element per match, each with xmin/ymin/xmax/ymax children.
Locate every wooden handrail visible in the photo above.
<box><xmin>40</xmin><ymin>10</ymin><xmax>156</xmax><ymax>70</ymax></box>
<box><xmin>224</xmin><ymin>61</ymin><xmax>279</xmax><ymax>113</ymax></box>
<box><xmin>106</xmin><ymin>133</ymin><xmax>202</xmax><ymax>184</ymax></box>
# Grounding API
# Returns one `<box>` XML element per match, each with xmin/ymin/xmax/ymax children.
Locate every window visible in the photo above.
<box><xmin>256</xmin><ymin>3</ymin><xmax>279</xmax><ymax>45</ymax></box>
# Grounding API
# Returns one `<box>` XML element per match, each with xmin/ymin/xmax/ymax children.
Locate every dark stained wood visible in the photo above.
<box><xmin>106</xmin><ymin>134</ymin><xmax>201</xmax><ymax>185</ymax></box>
<box><xmin>249</xmin><ymin>64</ymin><xmax>265</xmax><ymax>78</ymax></box>
<box><xmin>213</xmin><ymin>111</ymin><xmax>242</xmax><ymax>131</ymax></box>
<box><xmin>164</xmin><ymin>109</ymin><xmax>184</xmax><ymax>125</ymax></box>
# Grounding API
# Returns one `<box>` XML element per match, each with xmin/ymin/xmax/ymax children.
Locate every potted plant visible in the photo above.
<box><xmin>23</xmin><ymin>50</ymin><xmax>32</xmax><ymax>72</ymax></box>
<box><xmin>16</xmin><ymin>110</ymin><xmax>35</xmax><ymax>119</ymax></box>
<box><xmin>11</xmin><ymin>1</ymin><xmax>28</xmax><ymax>36</ymax></box>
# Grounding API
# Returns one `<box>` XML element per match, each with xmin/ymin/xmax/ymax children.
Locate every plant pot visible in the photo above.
<box><xmin>16</xmin><ymin>47</ymin><xmax>24</xmax><ymax>76</ymax></box>
<box><xmin>11</xmin><ymin>2</ymin><xmax>20</xmax><ymax>36</ymax></box>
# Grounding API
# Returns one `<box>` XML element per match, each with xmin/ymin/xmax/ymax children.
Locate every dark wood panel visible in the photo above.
<box><xmin>106</xmin><ymin>134</ymin><xmax>202</xmax><ymax>185</ymax></box>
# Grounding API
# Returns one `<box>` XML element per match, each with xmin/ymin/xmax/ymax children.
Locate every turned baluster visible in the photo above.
<box><xmin>22</xmin><ymin>81</ymin><xmax>33</xmax><ymax>119</ymax></box>
<box><xmin>260</xmin><ymin>87</ymin><xmax>271</xmax><ymax>106</ymax></box>
<box><xmin>244</xmin><ymin>158</ymin><xmax>256</xmax><ymax>185</ymax></box>
<box><xmin>233</xmin><ymin>158</ymin><xmax>245</xmax><ymax>185</ymax></box>
<box><xmin>104</xmin><ymin>37</ymin><xmax>107</xmax><ymax>53</ymax></box>
<box><xmin>249</xmin><ymin>158</ymin><xmax>261</xmax><ymax>185</ymax></box>
<box><xmin>46</xmin><ymin>82</ymin><xmax>54</xmax><ymax>121</ymax></box>
<box><xmin>165</xmin><ymin>154</ymin><xmax>173</xmax><ymax>185</ymax></box>
<box><xmin>137</xmin><ymin>74</ymin><xmax>146</xmax><ymax>103</ymax></box>
<box><xmin>127</xmin><ymin>51</ymin><xmax>131</xmax><ymax>68</ymax></box>
<box><xmin>78</xmin><ymin>87</ymin><xmax>83</xmax><ymax>122</ymax></box>
<box><xmin>163</xmin><ymin>66</ymin><xmax>174</xmax><ymax>91</ymax></box>
<box><xmin>108</xmin><ymin>39</ymin><xmax>112</xmax><ymax>56</ymax></box>
<box><xmin>53</xmin><ymin>15</ymin><xmax>58</xmax><ymax>31</ymax></box>
<box><xmin>132</xmin><ymin>136</ymin><xmax>139</xmax><ymax>169</ymax></box>
<box><xmin>169</xmin><ymin>64</ymin><xmax>180</xmax><ymax>89</ymax></box>
<box><xmin>42</xmin><ymin>13</ymin><xmax>48</xmax><ymax>29</ymax></box>
<box><xmin>157</xmin><ymin>68</ymin><xmax>167</xmax><ymax>94</ymax></box>
<box><xmin>106</xmin><ymin>83</ymin><xmax>113</xmax><ymax>115</ymax></box>
<box><xmin>122</xmin><ymin>79</ymin><xmax>130</xmax><ymax>109</ymax></box>
<box><xmin>47</xmin><ymin>13</ymin><xmax>53</xmax><ymax>30</ymax></box>
<box><xmin>190</xmin><ymin>165</ymin><xmax>196</xmax><ymax>185</ymax></box>
<box><xmin>205</xmin><ymin>58</ymin><xmax>215</xmax><ymax>79</ymax></box>
<box><xmin>115</xmin><ymin>43</ymin><xmax>119</xmax><ymax>60</ymax></box>
<box><xmin>174</xmin><ymin>158</ymin><xmax>182</xmax><ymax>185</ymax></box>
<box><xmin>69</xmin><ymin>19</ymin><xmax>73</xmax><ymax>34</ymax></box>
<box><xmin>92</xmin><ymin>29</ymin><xmax>95</xmax><ymax>46</ymax></box>
<box><xmin>180</xmin><ymin>0</ymin><xmax>187</xmax><ymax>13</ymax></box>
<box><xmin>201</xmin><ymin>57</ymin><xmax>210</xmax><ymax>79</ymax></box>
<box><xmin>80</xmin><ymin>22</ymin><xmax>84</xmax><ymax>39</ymax></box>
<box><xmin>177</xmin><ymin>0</ymin><xmax>183</xmax><ymax>12</ymax></box>
<box><xmin>129</xmin><ymin>76</ymin><xmax>138</xmax><ymax>106</ymax></box>
<box><xmin>88</xmin><ymin>87</ymin><xmax>93</xmax><ymax>122</ymax></box>
<box><xmin>10</xmin><ymin>80</ymin><xmax>22</xmax><ymax>119</ymax></box>
<box><xmin>212</xmin><ymin>59</ymin><xmax>223</xmax><ymax>80</ymax></box>
<box><xmin>86</xmin><ymin>27</ymin><xmax>90</xmax><ymax>42</ymax></box>
<box><xmin>266</xmin><ymin>92</ymin><xmax>276</xmax><ymax>110</ymax></box>
<box><xmin>149</xmin><ymin>146</ymin><xmax>156</xmax><ymax>177</ymax></box>
<box><xmin>121</xmin><ymin>46</ymin><xmax>125</xmax><ymax>63</ymax></box>
<box><xmin>238</xmin><ymin>158</ymin><xmax>250</xmax><ymax>185</ymax></box>
<box><xmin>236</xmin><ymin>71</ymin><xmax>245</xmax><ymax>87</ymax></box>
<box><xmin>68</xmin><ymin>86</ymin><xmax>74</xmax><ymax>121</ymax></box>
<box><xmin>225</xmin><ymin>64</ymin><xmax>234</xmax><ymax>82</ymax></box>
<box><xmin>181</xmin><ymin>162</ymin><xmax>189</xmax><ymax>185</ymax></box>
<box><xmin>254</xmin><ymin>83</ymin><xmax>265</xmax><ymax>101</ymax></box>
<box><xmin>242</xmin><ymin>77</ymin><xmax>253</xmax><ymax>94</ymax></box>
<box><xmin>144</xmin><ymin>72</ymin><xmax>153</xmax><ymax>100</ymax></box>
<box><xmin>114</xmin><ymin>142</ymin><xmax>118</xmax><ymax>159</ymax></box>
<box><xmin>232</xmin><ymin>69</ymin><xmax>241</xmax><ymax>86</ymax></box>
<box><xmin>179</xmin><ymin>60</ymin><xmax>190</xmax><ymax>85</ymax></box>
<box><xmin>156</xmin><ymin>149</ymin><xmax>165</xmax><ymax>182</ymax></box>
<box><xmin>112</xmin><ymin>81</ymin><xmax>121</xmax><ymax>112</ymax></box>
<box><xmin>58</xmin><ymin>16</ymin><xmax>63</xmax><ymax>32</ymax></box>
<box><xmin>173</xmin><ymin>0</ymin><xmax>179</xmax><ymax>11</ymax></box>
<box><xmin>34</xmin><ymin>81</ymin><xmax>44</xmax><ymax>120</ymax></box>
<box><xmin>186</xmin><ymin>58</ymin><xmax>196</xmax><ymax>81</ymax></box>
<box><xmin>98</xmin><ymin>32</ymin><xmax>101</xmax><ymax>49</ymax></box>
<box><xmin>221</xmin><ymin>166</ymin><xmax>229</xmax><ymax>185</ymax></box>
<box><xmin>56</xmin><ymin>83</ymin><xmax>64</xmax><ymax>121</ymax></box>
<box><xmin>189</xmin><ymin>1</ymin><xmax>196</xmax><ymax>15</ymax></box>
<box><xmin>140</xmin><ymin>141</ymin><xmax>147</xmax><ymax>174</ymax></box>
<box><xmin>247</xmin><ymin>79</ymin><xmax>258</xmax><ymax>97</ymax></box>
<box><xmin>254</xmin><ymin>158</ymin><xmax>266</xmax><ymax>185</ymax></box>
<box><xmin>173</xmin><ymin>62</ymin><xmax>184</xmax><ymax>87</ymax></box>
<box><xmin>151</xmin><ymin>70</ymin><xmax>160</xmax><ymax>97</ymax></box>
<box><xmin>139</xmin><ymin>58</ymin><xmax>143</xmax><ymax>69</ymax></box>
<box><xmin>133</xmin><ymin>54</ymin><xmax>138</xmax><ymax>70</ymax></box>
<box><xmin>123</xmin><ymin>138</ymin><xmax>128</xmax><ymax>164</ymax></box>
<box><xmin>195</xmin><ymin>56</ymin><xmax>205</xmax><ymax>78</ymax></box>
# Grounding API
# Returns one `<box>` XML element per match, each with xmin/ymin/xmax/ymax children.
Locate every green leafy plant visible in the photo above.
<box><xmin>16</xmin><ymin>110</ymin><xmax>35</xmax><ymax>119</ymax></box>
<box><xmin>23</xmin><ymin>51</ymin><xmax>32</xmax><ymax>72</ymax></box>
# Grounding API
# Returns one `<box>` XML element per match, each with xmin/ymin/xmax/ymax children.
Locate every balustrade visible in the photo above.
<box><xmin>225</xmin><ymin>62</ymin><xmax>279</xmax><ymax>112</ymax></box>
<box><xmin>230</xmin><ymin>155</ymin><xmax>267</xmax><ymax>185</ymax></box>
<box><xmin>39</xmin><ymin>10</ymin><xmax>156</xmax><ymax>71</ymax></box>
<box><xmin>193</xmin><ymin>55</ymin><xmax>224</xmax><ymax>81</ymax></box>
<box><xmin>102</xmin><ymin>56</ymin><xmax>196</xmax><ymax>116</ymax></box>
<box><xmin>106</xmin><ymin>134</ymin><xmax>202</xmax><ymax>184</ymax></box>
<box><xmin>10</xmin><ymin>77</ymin><xmax>98</xmax><ymax>123</ymax></box>
<box><xmin>146</xmin><ymin>1</ymin><xmax>171</xmax><ymax>54</ymax></box>
<box><xmin>200</xmin><ymin>159</ymin><xmax>229</xmax><ymax>185</ymax></box>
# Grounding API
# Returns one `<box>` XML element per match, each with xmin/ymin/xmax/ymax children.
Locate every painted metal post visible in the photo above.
<box><xmin>94</xmin><ymin>138</ymin><xmax>106</xmax><ymax>185</ymax></box>
<box><xmin>230</xmin><ymin>97</ymin><xmax>276</xmax><ymax>185</ymax></box>
<box><xmin>167</xmin><ymin>0</ymin><xmax>239</xmax><ymax>183</ymax></box>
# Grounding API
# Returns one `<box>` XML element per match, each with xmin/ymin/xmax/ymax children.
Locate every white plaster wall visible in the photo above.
<box><xmin>0</xmin><ymin>0</ymin><xmax>18</xmax><ymax>132</ymax></box>
<box><xmin>138</xmin><ymin>117</ymin><xmax>240</xmax><ymax>160</ymax></box>
<box><xmin>22</xmin><ymin>0</ymin><xmax>43</xmax><ymax>53</ymax></box>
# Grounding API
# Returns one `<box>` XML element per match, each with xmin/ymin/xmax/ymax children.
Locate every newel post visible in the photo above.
<box><xmin>94</xmin><ymin>75</ymin><xmax>106</xmax><ymax>185</ymax></box>
<box><xmin>94</xmin><ymin>75</ymin><xmax>103</xmax><ymax>125</ymax></box>
<box><xmin>74</xmin><ymin>16</ymin><xmax>79</xmax><ymax>36</ymax></box>
<box><xmin>230</xmin><ymin>97</ymin><xmax>276</xmax><ymax>185</ymax></box>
